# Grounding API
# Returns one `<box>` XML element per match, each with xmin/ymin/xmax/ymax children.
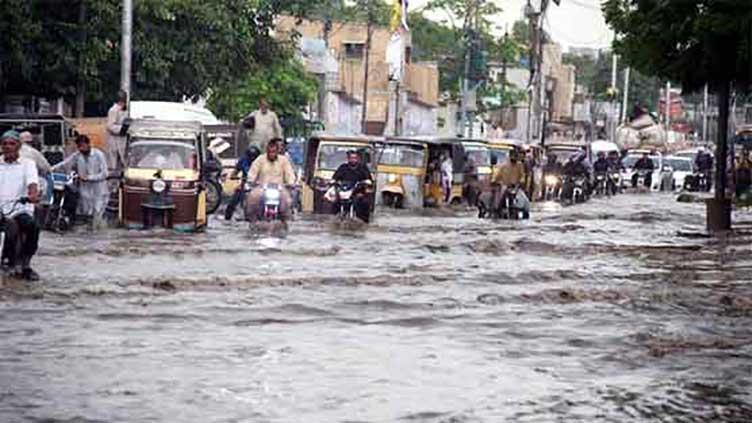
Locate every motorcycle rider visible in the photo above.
<box><xmin>224</xmin><ymin>146</ymin><xmax>261</xmax><ymax>220</ymax></box>
<box><xmin>331</xmin><ymin>150</ymin><xmax>373</xmax><ymax>222</ymax></box>
<box><xmin>245</xmin><ymin>140</ymin><xmax>296</xmax><ymax>224</ymax></box>
<box><xmin>632</xmin><ymin>152</ymin><xmax>655</xmax><ymax>188</ymax></box>
<box><xmin>489</xmin><ymin>149</ymin><xmax>530</xmax><ymax>215</ymax></box>
<box><xmin>0</xmin><ymin>130</ymin><xmax>41</xmax><ymax>281</ymax></box>
<box><xmin>694</xmin><ymin>148</ymin><xmax>714</xmax><ymax>191</ymax></box>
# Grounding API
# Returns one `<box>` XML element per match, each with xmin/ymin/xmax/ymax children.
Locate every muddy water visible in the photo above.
<box><xmin>2</xmin><ymin>194</ymin><xmax>752</xmax><ymax>422</ymax></box>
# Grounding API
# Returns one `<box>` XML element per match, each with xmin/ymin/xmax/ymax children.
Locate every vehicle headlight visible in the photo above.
<box><xmin>387</xmin><ymin>174</ymin><xmax>399</xmax><ymax>183</ymax></box>
<box><xmin>545</xmin><ymin>175</ymin><xmax>559</xmax><ymax>185</ymax></box>
<box><xmin>152</xmin><ymin>179</ymin><xmax>167</xmax><ymax>193</ymax></box>
<box><xmin>265</xmin><ymin>189</ymin><xmax>281</xmax><ymax>200</ymax></box>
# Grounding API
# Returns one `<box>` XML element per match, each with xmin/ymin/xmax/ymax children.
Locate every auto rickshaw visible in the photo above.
<box><xmin>119</xmin><ymin>119</ymin><xmax>208</xmax><ymax>231</ymax></box>
<box><xmin>301</xmin><ymin>135</ymin><xmax>378</xmax><ymax>214</ymax></box>
<box><xmin>487</xmin><ymin>139</ymin><xmax>523</xmax><ymax>167</ymax></box>
<box><xmin>392</xmin><ymin>137</ymin><xmax>491</xmax><ymax>206</ymax></box>
<box><xmin>372</xmin><ymin>139</ymin><xmax>428</xmax><ymax>209</ymax></box>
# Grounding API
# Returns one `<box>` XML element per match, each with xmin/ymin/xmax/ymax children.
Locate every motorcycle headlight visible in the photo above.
<box><xmin>152</xmin><ymin>179</ymin><xmax>167</xmax><ymax>193</ymax></box>
<box><xmin>387</xmin><ymin>173</ymin><xmax>399</xmax><ymax>183</ymax></box>
<box><xmin>545</xmin><ymin>175</ymin><xmax>558</xmax><ymax>185</ymax></box>
<box><xmin>265</xmin><ymin>189</ymin><xmax>281</xmax><ymax>201</ymax></box>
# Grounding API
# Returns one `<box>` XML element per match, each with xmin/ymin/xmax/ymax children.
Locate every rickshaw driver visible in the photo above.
<box><xmin>246</xmin><ymin>140</ymin><xmax>296</xmax><ymax>223</ymax></box>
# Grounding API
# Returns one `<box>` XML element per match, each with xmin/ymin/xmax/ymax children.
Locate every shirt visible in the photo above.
<box><xmin>248</xmin><ymin>154</ymin><xmax>296</xmax><ymax>186</ymax></box>
<box><xmin>332</xmin><ymin>163</ymin><xmax>372</xmax><ymax>184</ymax></box>
<box><xmin>53</xmin><ymin>149</ymin><xmax>109</xmax><ymax>216</ymax></box>
<box><xmin>0</xmin><ymin>156</ymin><xmax>38</xmax><ymax>217</ymax></box>
<box><xmin>21</xmin><ymin>144</ymin><xmax>51</xmax><ymax>175</ymax></box>
<box><xmin>246</xmin><ymin>109</ymin><xmax>283</xmax><ymax>151</ymax></box>
<box><xmin>492</xmin><ymin>161</ymin><xmax>526</xmax><ymax>186</ymax></box>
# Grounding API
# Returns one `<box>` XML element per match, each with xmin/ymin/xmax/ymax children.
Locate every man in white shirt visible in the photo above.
<box><xmin>106</xmin><ymin>90</ymin><xmax>128</xmax><ymax>175</ymax></box>
<box><xmin>242</xmin><ymin>98</ymin><xmax>283</xmax><ymax>152</ymax></box>
<box><xmin>19</xmin><ymin>131</ymin><xmax>51</xmax><ymax>176</ymax></box>
<box><xmin>0</xmin><ymin>130</ymin><xmax>41</xmax><ymax>280</ymax></box>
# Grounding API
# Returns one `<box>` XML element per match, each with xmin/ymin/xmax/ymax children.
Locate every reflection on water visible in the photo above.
<box><xmin>1</xmin><ymin>194</ymin><xmax>751</xmax><ymax>422</ymax></box>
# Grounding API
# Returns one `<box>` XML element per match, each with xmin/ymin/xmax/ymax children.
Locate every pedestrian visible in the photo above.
<box><xmin>0</xmin><ymin>130</ymin><xmax>41</xmax><ymax>280</ymax></box>
<box><xmin>440</xmin><ymin>154</ymin><xmax>453</xmax><ymax>203</ymax></box>
<box><xmin>52</xmin><ymin>135</ymin><xmax>109</xmax><ymax>228</ymax></box>
<box><xmin>106</xmin><ymin>90</ymin><xmax>128</xmax><ymax>176</ymax></box>
<box><xmin>19</xmin><ymin>131</ymin><xmax>51</xmax><ymax>176</ymax></box>
<box><xmin>241</xmin><ymin>98</ymin><xmax>283</xmax><ymax>152</ymax></box>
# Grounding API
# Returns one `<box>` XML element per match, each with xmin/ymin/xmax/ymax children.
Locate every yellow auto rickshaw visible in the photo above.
<box><xmin>301</xmin><ymin>134</ymin><xmax>378</xmax><ymax>214</ymax></box>
<box><xmin>119</xmin><ymin>119</ymin><xmax>207</xmax><ymax>231</ymax></box>
<box><xmin>372</xmin><ymin>139</ymin><xmax>428</xmax><ymax>209</ymax></box>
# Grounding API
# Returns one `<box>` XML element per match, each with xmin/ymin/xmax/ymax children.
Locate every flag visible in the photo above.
<box><xmin>390</xmin><ymin>0</ymin><xmax>409</xmax><ymax>32</ymax></box>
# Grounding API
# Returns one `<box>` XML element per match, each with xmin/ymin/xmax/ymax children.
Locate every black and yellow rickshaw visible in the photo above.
<box><xmin>399</xmin><ymin>136</ymin><xmax>491</xmax><ymax>206</ymax></box>
<box><xmin>371</xmin><ymin>138</ymin><xmax>429</xmax><ymax>209</ymax></box>
<box><xmin>119</xmin><ymin>119</ymin><xmax>208</xmax><ymax>231</ymax></box>
<box><xmin>301</xmin><ymin>134</ymin><xmax>378</xmax><ymax>214</ymax></box>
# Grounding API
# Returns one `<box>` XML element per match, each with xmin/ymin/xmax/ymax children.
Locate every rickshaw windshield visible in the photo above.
<box><xmin>464</xmin><ymin>145</ymin><xmax>491</xmax><ymax>167</ymax></box>
<box><xmin>318</xmin><ymin>144</ymin><xmax>362</xmax><ymax>170</ymax></box>
<box><xmin>379</xmin><ymin>144</ymin><xmax>425</xmax><ymax>167</ymax></box>
<box><xmin>127</xmin><ymin>140</ymin><xmax>198</xmax><ymax>170</ymax></box>
<box><xmin>490</xmin><ymin>149</ymin><xmax>510</xmax><ymax>165</ymax></box>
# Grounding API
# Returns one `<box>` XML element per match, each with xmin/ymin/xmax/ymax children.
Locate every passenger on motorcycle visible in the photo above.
<box><xmin>489</xmin><ymin>149</ymin><xmax>530</xmax><ymax>214</ymax></box>
<box><xmin>631</xmin><ymin>152</ymin><xmax>655</xmax><ymax>188</ymax></box>
<box><xmin>331</xmin><ymin>150</ymin><xmax>373</xmax><ymax>223</ymax></box>
<box><xmin>224</xmin><ymin>146</ymin><xmax>261</xmax><ymax>220</ymax></box>
<box><xmin>245</xmin><ymin>140</ymin><xmax>296</xmax><ymax>223</ymax></box>
<box><xmin>0</xmin><ymin>130</ymin><xmax>41</xmax><ymax>281</ymax></box>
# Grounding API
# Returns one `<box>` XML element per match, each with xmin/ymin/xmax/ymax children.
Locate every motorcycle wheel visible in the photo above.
<box><xmin>205</xmin><ymin>180</ymin><xmax>222</xmax><ymax>215</ymax></box>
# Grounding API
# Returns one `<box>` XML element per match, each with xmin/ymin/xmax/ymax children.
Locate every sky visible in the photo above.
<box><xmin>411</xmin><ymin>0</ymin><xmax>614</xmax><ymax>50</ymax></box>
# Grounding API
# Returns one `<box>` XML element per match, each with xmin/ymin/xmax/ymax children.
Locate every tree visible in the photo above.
<box><xmin>208</xmin><ymin>58</ymin><xmax>318</xmax><ymax>122</ymax></box>
<box><xmin>603</xmin><ymin>0</ymin><xmax>752</xmax><ymax>229</ymax></box>
<box><xmin>0</xmin><ymin>0</ymin><xmax>311</xmax><ymax>114</ymax></box>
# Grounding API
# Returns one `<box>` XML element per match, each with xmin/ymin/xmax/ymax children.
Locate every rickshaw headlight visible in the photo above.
<box><xmin>545</xmin><ymin>175</ymin><xmax>559</xmax><ymax>185</ymax></box>
<box><xmin>152</xmin><ymin>179</ymin><xmax>167</xmax><ymax>193</ymax></box>
<box><xmin>387</xmin><ymin>173</ymin><xmax>399</xmax><ymax>183</ymax></box>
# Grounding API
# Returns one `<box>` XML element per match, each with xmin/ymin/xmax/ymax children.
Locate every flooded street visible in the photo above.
<box><xmin>2</xmin><ymin>194</ymin><xmax>752</xmax><ymax>422</ymax></box>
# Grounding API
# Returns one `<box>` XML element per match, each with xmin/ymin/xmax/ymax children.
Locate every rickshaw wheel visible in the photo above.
<box><xmin>205</xmin><ymin>180</ymin><xmax>222</xmax><ymax>215</ymax></box>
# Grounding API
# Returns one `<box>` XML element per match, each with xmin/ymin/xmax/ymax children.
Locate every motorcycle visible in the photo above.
<box><xmin>44</xmin><ymin>172</ymin><xmax>78</xmax><ymax>232</ymax></box>
<box><xmin>479</xmin><ymin>185</ymin><xmax>529</xmax><ymax>220</ymax></box>
<box><xmin>610</xmin><ymin>171</ymin><xmax>621</xmax><ymax>195</ymax></box>
<box><xmin>1</xmin><ymin>198</ymin><xmax>29</xmax><ymax>267</ymax></box>
<box><xmin>246</xmin><ymin>183</ymin><xmax>294</xmax><ymax>233</ymax></box>
<box><xmin>633</xmin><ymin>169</ymin><xmax>652</xmax><ymax>190</ymax></box>
<box><xmin>202</xmin><ymin>159</ymin><xmax>223</xmax><ymax>215</ymax></box>
<box><xmin>562</xmin><ymin>175</ymin><xmax>588</xmax><ymax>204</ymax></box>
<box><xmin>594</xmin><ymin>173</ymin><xmax>609</xmax><ymax>197</ymax></box>
<box><xmin>332</xmin><ymin>180</ymin><xmax>372</xmax><ymax>222</ymax></box>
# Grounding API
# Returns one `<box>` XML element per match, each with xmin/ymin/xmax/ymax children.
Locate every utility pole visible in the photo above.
<box><xmin>360</xmin><ymin>0</ymin><xmax>373</xmax><ymax>135</ymax></box>
<box><xmin>121</xmin><ymin>0</ymin><xmax>132</xmax><ymax>96</ymax></box>
<box><xmin>460</xmin><ymin>0</ymin><xmax>476</xmax><ymax>138</ymax></box>
<box><xmin>537</xmin><ymin>0</ymin><xmax>550</xmax><ymax>144</ymax></box>
<box><xmin>665</xmin><ymin>81</ymin><xmax>671</xmax><ymax>130</ymax></box>
<box><xmin>524</xmin><ymin>1</ymin><xmax>539</xmax><ymax>143</ymax></box>
<box><xmin>702</xmin><ymin>84</ymin><xmax>709</xmax><ymax>142</ymax></box>
<box><xmin>75</xmin><ymin>0</ymin><xmax>87</xmax><ymax>117</ymax></box>
<box><xmin>621</xmin><ymin>67</ymin><xmax>630</xmax><ymax>124</ymax></box>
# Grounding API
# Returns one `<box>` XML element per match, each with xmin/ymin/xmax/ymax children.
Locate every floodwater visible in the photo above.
<box><xmin>1</xmin><ymin>194</ymin><xmax>752</xmax><ymax>422</ymax></box>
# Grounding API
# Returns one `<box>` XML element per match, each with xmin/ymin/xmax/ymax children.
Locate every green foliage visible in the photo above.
<box><xmin>603</xmin><ymin>0</ymin><xmax>752</xmax><ymax>93</ymax></box>
<box><xmin>0</xmin><ymin>0</ymin><xmax>310</xmax><ymax>113</ymax></box>
<box><xmin>208</xmin><ymin>58</ymin><xmax>318</xmax><ymax>122</ymax></box>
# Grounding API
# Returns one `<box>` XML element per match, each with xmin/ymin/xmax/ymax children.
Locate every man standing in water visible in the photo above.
<box><xmin>52</xmin><ymin>135</ymin><xmax>109</xmax><ymax>228</ymax></box>
<box><xmin>106</xmin><ymin>90</ymin><xmax>128</xmax><ymax>177</ymax></box>
<box><xmin>242</xmin><ymin>98</ymin><xmax>283</xmax><ymax>152</ymax></box>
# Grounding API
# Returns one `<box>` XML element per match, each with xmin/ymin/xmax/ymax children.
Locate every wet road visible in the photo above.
<box><xmin>2</xmin><ymin>194</ymin><xmax>752</xmax><ymax>422</ymax></box>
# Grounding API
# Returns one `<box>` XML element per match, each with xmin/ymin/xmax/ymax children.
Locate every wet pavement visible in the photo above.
<box><xmin>1</xmin><ymin>193</ymin><xmax>752</xmax><ymax>422</ymax></box>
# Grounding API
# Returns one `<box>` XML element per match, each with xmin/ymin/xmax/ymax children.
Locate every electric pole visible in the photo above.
<box><xmin>121</xmin><ymin>0</ymin><xmax>132</xmax><ymax>96</ymax></box>
<box><xmin>361</xmin><ymin>0</ymin><xmax>374</xmax><ymax>135</ymax></box>
<box><xmin>702</xmin><ymin>84</ymin><xmax>709</xmax><ymax>142</ymax></box>
<box><xmin>665</xmin><ymin>81</ymin><xmax>671</xmax><ymax>131</ymax></box>
<box><xmin>621</xmin><ymin>67</ymin><xmax>630</xmax><ymax>124</ymax></box>
<box><xmin>460</xmin><ymin>0</ymin><xmax>476</xmax><ymax>138</ymax></box>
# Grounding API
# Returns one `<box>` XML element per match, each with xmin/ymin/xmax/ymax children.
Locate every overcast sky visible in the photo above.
<box><xmin>411</xmin><ymin>0</ymin><xmax>614</xmax><ymax>50</ymax></box>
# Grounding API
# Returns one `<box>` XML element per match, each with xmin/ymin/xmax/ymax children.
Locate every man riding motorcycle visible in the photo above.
<box><xmin>331</xmin><ymin>150</ymin><xmax>373</xmax><ymax>223</ymax></box>
<box><xmin>224</xmin><ymin>146</ymin><xmax>261</xmax><ymax>220</ymax></box>
<box><xmin>631</xmin><ymin>152</ymin><xmax>655</xmax><ymax>188</ymax></box>
<box><xmin>486</xmin><ymin>149</ymin><xmax>530</xmax><ymax>217</ymax></box>
<box><xmin>245</xmin><ymin>140</ymin><xmax>296</xmax><ymax>224</ymax></box>
<box><xmin>694</xmin><ymin>148</ymin><xmax>714</xmax><ymax>191</ymax></box>
<box><xmin>592</xmin><ymin>152</ymin><xmax>614</xmax><ymax>194</ymax></box>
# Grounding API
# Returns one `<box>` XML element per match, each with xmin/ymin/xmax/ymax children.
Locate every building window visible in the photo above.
<box><xmin>343</xmin><ymin>42</ymin><xmax>365</xmax><ymax>59</ymax></box>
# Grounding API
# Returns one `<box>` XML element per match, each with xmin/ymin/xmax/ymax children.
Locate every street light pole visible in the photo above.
<box><xmin>621</xmin><ymin>67</ymin><xmax>630</xmax><ymax>124</ymax></box>
<box><xmin>121</xmin><ymin>0</ymin><xmax>132</xmax><ymax>96</ymax></box>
